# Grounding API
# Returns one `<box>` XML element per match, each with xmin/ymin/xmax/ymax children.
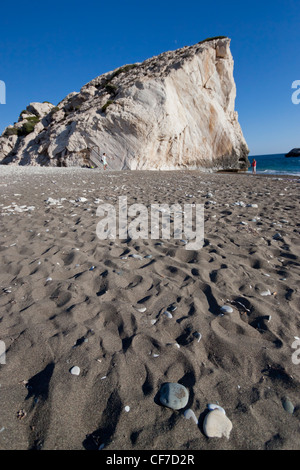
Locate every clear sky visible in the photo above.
<box><xmin>0</xmin><ymin>0</ymin><xmax>299</xmax><ymax>156</ymax></box>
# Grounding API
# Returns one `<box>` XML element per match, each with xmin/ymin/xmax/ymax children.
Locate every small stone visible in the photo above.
<box><xmin>207</xmin><ymin>404</ymin><xmax>226</xmax><ymax>414</ymax></box>
<box><xmin>220</xmin><ymin>305</ymin><xmax>233</xmax><ymax>314</ymax></box>
<box><xmin>184</xmin><ymin>408</ymin><xmax>198</xmax><ymax>425</ymax></box>
<box><xmin>203</xmin><ymin>409</ymin><xmax>232</xmax><ymax>439</ymax></box>
<box><xmin>168</xmin><ymin>305</ymin><xmax>177</xmax><ymax>312</ymax></box>
<box><xmin>260</xmin><ymin>289</ymin><xmax>271</xmax><ymax>296</ymax></box>
<box><xmin>159</xmin><ymin>382</ymin><xmax>189</xmax><ymax>410</ymax></box>
<box><xmin>130</xmin><ymin>254</ymin><xmax>143</xmax><ymax>260</ymax></box>
<box><xmin>135</xmin><ymin>306</ymin><xmax>147</xmax><ymax>312</ymax></box>
<box><xmin>76</xmin><ymin>197</ymin><xmax>88</xmax><ymax>203</ymax></box>
<box><xmin>282</xmin><ymin>398</ymin><xmax>294</xmax><ymax>414</ymax></box>
<box><xmin>164</xmin><ymin>311</ymin><xmax>173</xmax><ymax>319</ymax></box>
<box><xmin>193</xmin><ymin>332</ymin><xmax>202</xmax><ymax>342</ymax></box>
<box><xmin>70</xmin><ymin>366</ymin><xmax>80</xmax><ymax>376</ymax></box>
<box><xmin>124</xmin><ymin>406</ymin><xmax>130</xmax><ymax>412</ymax></box>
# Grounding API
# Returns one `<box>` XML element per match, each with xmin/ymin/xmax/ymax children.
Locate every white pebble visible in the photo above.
<box><xmin>220</xmin><ymin>305</ymin><xmax>233</xmax><ymax>314</ymax></box>
<box><xmin>260</xmin><ymin>289</ymin><xmax>271</xmax><ymax>296</ymax></box>
<box><xmin>207</xmin><ymin>403</ymin><xmax>226</xmax><ymax>414</ymax></box>
<box><xmin>203</xmin><ymin>409</ymin><xmax>233</xmax><ymax>439</ymax></box>
<box><xmin>184</xmin><ymin>409</ymin><xmax>198</xmax><ymax>425</ymax></box>
<box><xmin>124</xmin><ymin>406</ymin><xmax>130</xmax><ymax>412</ymax></box>
<box><xmin>193</xmin><ymin>332</ymin><xmax>202</xmax><ymax>342</ymax></box>
<box><xmin>70</xmin><ymin>366</ymin><xmax>80</xmax><ymax>376</ymax></box>
<box><xmin>164</xmin><ymin>311</ymin><xmax>173</xmax><ymax>319</ymax></box>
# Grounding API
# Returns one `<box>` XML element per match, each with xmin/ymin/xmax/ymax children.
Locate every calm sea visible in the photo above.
<box><xmin>247</xmin><ymin>153</ymin><xmax>300</xmax><ymax>176</ymax></box>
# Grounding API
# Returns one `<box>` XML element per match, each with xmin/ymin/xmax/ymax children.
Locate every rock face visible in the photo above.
<box><xmin>0</xmin><ymin>37</ymin><xmax>249</xmax><ymax>170</ymax></box>
<box><xmin>285</xmin><ymin>148</ymin><xmax>300</xmax><ymax>157</ymax></box>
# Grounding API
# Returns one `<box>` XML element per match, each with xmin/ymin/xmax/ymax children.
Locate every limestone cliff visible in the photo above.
<box><xmin>0</xmin><ymin>37</ymin><xmax>249</xmax><ymax>170</ymax></box>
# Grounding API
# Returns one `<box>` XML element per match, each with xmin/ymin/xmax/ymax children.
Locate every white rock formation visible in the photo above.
<box><xmin>0</xmin><ymin>37</ymin><xmax>249</xmax><ymax>170</ymax></box>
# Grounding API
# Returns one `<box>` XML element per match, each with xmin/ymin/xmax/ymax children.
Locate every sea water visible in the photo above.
<box><xmin>247</xmin><ymin>153</ymin><xmax>300</xmax><ymax>176</ymax></box>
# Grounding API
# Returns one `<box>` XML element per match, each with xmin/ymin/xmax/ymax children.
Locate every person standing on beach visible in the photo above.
<box><xmin>252</xmin><ymin>158</ymin><xmax>257</xmax><ymax>174</ymax></box>
<box><xmin>102</xmin><ymin>153</ymin><xmax>108</xmax><ymax>170</ymax></box>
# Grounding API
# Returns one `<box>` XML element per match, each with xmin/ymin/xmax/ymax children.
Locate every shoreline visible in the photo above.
<box><xmin>0</xmin><ymin>165</ymin><xmax>299</xmax><ymax>178</ymax></box>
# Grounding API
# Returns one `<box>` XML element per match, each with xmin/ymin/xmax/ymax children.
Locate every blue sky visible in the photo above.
<box><xmin>0</xmin><ymin>0</ymin><xmax>299</xmax><ymax>155</ymax></box>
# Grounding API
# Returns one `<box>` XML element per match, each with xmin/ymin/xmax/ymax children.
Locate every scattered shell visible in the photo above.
<box><xmin>220</xmin><ymin>305</ymin><xmax>233</xmax><ymax>314</ymax></box>
<box><xmin>203</xmin><ymin>409</ymin><xmax>232</xmax><ymax>439</ymax></box>
<box><xmin>46</xmin><ymin>277</ymin><xmax>52</xmax><ymax>282</ymax></box>
<box><xmin>150</xmin><ymin>319</ymin><xmax>158</xmax><ymax>325</ymax></box>
<box><xmin>164</xmin><ymin>311</ymin><xmax>173</xmax><ymax>319</ymax></box>
<box><xmin>260</xmin><ymin>289</ymin><xmax>271</xmax><ymax>296</ymax></box>
<box><xmin>193</xmin><ymin>332</ymin><xmax>202</xmax><ymax>342</ymax></box>
<box><xmin>70</xmin><ymin>366</ymin><xmax>80</xmax><ymax>376</ymax></box>
<box><xmin>168</xmin><ymin>305</ymin><xmax>177</xmax><ymax>312</ymax></box>
<box><xmin>130</xmin><ymin>254</ymin><xmax>143</xmax><ymax>259</ymax></box>
<box><xmin>234</xmin><ymin>201</ymin><xmax>246</xmax><ymax>207</ymax></box>
<box><xmin>207</xmin><ymin>404</ymin><xmax>226</xmax><ymax>414</ymax></box>
<box><xmin>184</xmin><ymin>408</ymin><xmax>198</xmax><ymax>425</ymax></box>
<box><xmin>124</xmin><ymin>406</ymin><xmax>130</xmax><ymax>412</ymax></box>
<box><xmin>135</xmin><ymin>306</ymin><xmax>147</xmax><ymax>313</ymax></box>
<box><xmin>76</xmin><ymin>197</ymin><xmax>88</xmax><ymax>202</ymax></box>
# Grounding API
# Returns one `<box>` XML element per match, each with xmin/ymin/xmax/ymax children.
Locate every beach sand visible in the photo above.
<box><xmin>0</xmin><ymin>167</ymin><xmax>299</xmax><ymax>450</ymax></box>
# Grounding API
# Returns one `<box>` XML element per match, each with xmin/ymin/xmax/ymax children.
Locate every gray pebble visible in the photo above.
<box><xmin>282</xmin><ymin>398</ymin><xmax>294</xmax><ymax>414</ymax></box>
<box><xmin>159</xmin><ymin>382</ymin><xmax>189</xmax><ymax>410</ymax></box>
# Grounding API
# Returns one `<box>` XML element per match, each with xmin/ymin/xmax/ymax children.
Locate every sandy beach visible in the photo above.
<box><xmin>0</xmin><ymin>167</ymin><xmax>299</xmax><ymax>450</ymax></box>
